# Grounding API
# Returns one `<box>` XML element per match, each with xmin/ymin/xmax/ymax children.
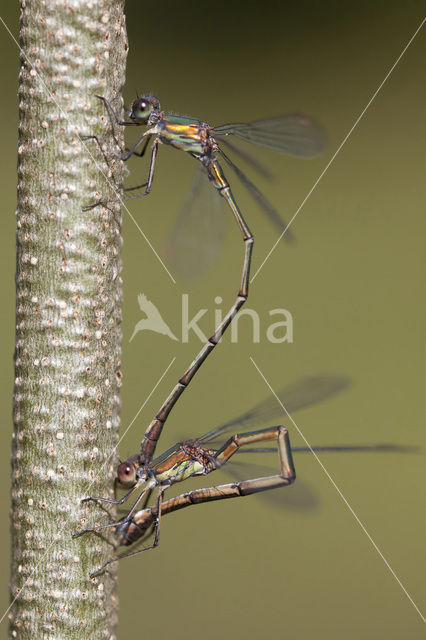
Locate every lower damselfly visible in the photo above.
<box><xmin>73</xmin><ymin>375</ymin><xmax>410</xmax><ymax>577</ymax></box>
<box><xmin>84</xmin><ymin>95</ymin><xmax>324</xmax><ymax>468</ymax></box>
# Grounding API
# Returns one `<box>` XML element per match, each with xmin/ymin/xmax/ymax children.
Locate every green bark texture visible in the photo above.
<box><xmin>9</xmin><ymin>1</ymin><xmax>128</xmax><ymax>637</ymax></box>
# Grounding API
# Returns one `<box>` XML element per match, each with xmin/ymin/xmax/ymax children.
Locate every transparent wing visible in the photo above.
<box><xmin>163</xmin><ymin>164</ymin><xmax>227</xmax><ymax>280</ymax></box>
<box><xmin>223</xmin><ymin>442</ymin><xmax>415</xmax><ymax>509</ymax></box>
<box><xmin>199</xmin><ymin>375</ymin><xmax>350</xmax><ymax>444</ymax></box>
<box><xmin>238</xmin><ymin>444</ymin><xmax>415</xmax><ymax>455</ymax></box>
<box><xmin>214</xmin><ymin>114</ymin><xmax>325</xmax><ymax>157</ymax></box>
<box><xmin>217</xmin><ymin>148</ymin><xmax>294</xmax><ymax>241</ymax></box>
<box><xmin>216</xmin><ymin>136</ymin><xmax>274</xmax><ymax>179</ymax></box>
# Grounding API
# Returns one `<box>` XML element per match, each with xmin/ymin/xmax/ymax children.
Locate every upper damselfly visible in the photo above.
<box><xmin>84</xmin><ymin>95</ymin><xmax>324</xmax><ymax>467</ymax></box>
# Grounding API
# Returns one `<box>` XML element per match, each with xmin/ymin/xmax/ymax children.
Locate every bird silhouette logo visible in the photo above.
<box><xmin>129</xmin><ymin>294</ymin><xmax>178</xmax><ymax>342</ymax></box>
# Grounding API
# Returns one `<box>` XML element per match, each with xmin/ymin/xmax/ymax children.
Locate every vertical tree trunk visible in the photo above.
<box><xmin>9</xmin><ymin>1</ymin><xmax>127</xmax><ymax>637</ymax></box>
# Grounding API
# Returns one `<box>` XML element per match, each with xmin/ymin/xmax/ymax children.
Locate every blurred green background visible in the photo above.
<box><xmin>0</xmin><ymin>1</ymin><xmax>425</xmax><ymax>638</ymax></box>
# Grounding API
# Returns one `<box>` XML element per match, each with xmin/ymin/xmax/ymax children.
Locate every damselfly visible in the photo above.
<box><xmin>84</xmin><ymin>95</ymin><xmax>324</xmax><ymax>466</ymax></box>
<box><xmin>74</xmin><ymin>375</ymin><xmax>410</xmax><ymax>577</ymax></box>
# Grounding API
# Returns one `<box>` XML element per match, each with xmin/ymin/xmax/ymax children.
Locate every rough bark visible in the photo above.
<box><xmin>9</xmin><ymin>1</ymin><xmax>127</xmax><ymax>637</ymax></box>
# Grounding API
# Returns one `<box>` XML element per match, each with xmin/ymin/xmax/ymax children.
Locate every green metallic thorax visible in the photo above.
<box><xmin>158</xmin><ymin>114</ymin><xmax>212</xmax><ymax>156</ymax></box>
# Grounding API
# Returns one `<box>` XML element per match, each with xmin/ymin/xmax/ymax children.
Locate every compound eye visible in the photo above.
<box><xmin>117</xmin><ymin>461</ymin><xmax>136</xmax><ymax>486</ymax></box>
<box><xmin>138</xmin><ymin>99</ymin><xmax>149</xmax><ymax>112</ymax></box>
<box><xmin>130</xmin><ymin>97</ymin><xmax>153</xmax><ymax>123</ymax></box>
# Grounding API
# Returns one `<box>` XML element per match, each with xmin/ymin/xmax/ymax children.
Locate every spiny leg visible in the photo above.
<box><xmin>73</xmin><ymin>478</ymin><xmax>157</xmax><ymax>539</ymax></box>
<box><xmin>118</xmin><ymin>137</ymin><xmax>159</xmax><ymax>199</ymax></box>
<box><xmin>117</xmin><ymin>137</ymin><xmax>155</xmax><ymax>194</ymax></box>
<box><xmin>89</xmin><ymin>485</ymin><xmax>166</xmax><ymax>578</ymax></box>
<box><xmin>82</xmin><ymin>97</ymin><xmax>158</xmax><ymax>209</ymax></box>
<box><xmin>82</xmin><ymin>96</ymin><xmax>136</xmax><ymax>171</ymax></box>
<box><xmin>122</xmin><ymin>135</ymin><xmax>152</xmax><ymax>161</ymax></box>
<box><xmin>79</xmin><ymin>133</ymin><xmax>125</xmax><ymax>200</ymax></box>
<box><xmin>80</xmin><ymin>482</ymin><xmax>141</xmax><ymax>507</ymax></box>
<box><xmin>81</xmin><ymin>128</ymin><xmax>151</xmax><ymax>165</ymax></box>
<box><xmin>95</xmin><ymin>94</ymin><xmax>140</xmax><ymax>127</ymax></box>
<box><xmin>114</xmin><ymin>138</ymin><xmax>158</xmax><ymax>201</ymax></box>
<box><xmin>139</xmin><ymin>159</ymin><xmax>254</xmax><ymax>464</ymax></box>
<box><xmin>96</xmin><ymin>95</ymin><xmax>164</xmax><ymax>167</ymax></box>
<box><xmin>83</xmin><ymin>95</ymin><xmax>125</xmax><ymax>153</ymax></box>
<box><xmin>83</xmin><ymin>137</ymin><xmax>158</xmax><ymax>210</ymax></box>
<box><xmin>80</xmin><ymin>134</ymin><xmax>116</xmax><ymax>169</ymax></box>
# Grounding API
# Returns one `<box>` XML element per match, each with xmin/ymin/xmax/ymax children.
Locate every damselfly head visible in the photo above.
<box><xmin>129</xmin><ymin>95</ymin><xmax>161</xmax><ymax>124</ymax></box>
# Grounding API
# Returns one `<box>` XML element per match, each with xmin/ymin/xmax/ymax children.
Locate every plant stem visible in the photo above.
<box><xmin>9</xmin><ymin>1</ymin><xmax>128</xmax><ymax>636</ymax></box>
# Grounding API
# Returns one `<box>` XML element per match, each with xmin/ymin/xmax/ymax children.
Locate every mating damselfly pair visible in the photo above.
<box><xmin>75</xmin><ymin>95</ymin><xmax>411</xmax><ymax>577</ymax></box>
